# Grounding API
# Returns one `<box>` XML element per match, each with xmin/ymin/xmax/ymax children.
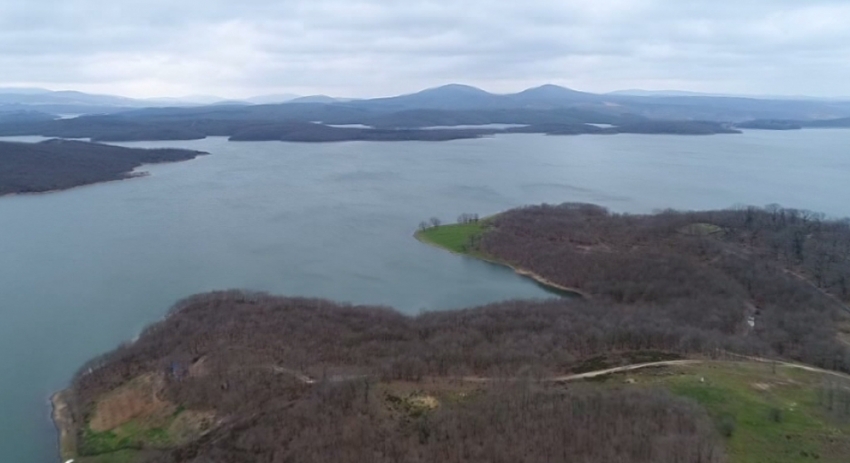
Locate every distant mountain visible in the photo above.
<box><xmin>288</xmin><ymin>95</ymin><xmax>339</xmax><ymax>104</ymax></box>
<box><xmin>609</xmin><ymin>89</ymin><xmax>850</xmax><ymax>102</ymax></box>
<box><xmin>355</xmin><ymin>84</ymin><xmax>603</xmax><ymax>111</ymax></box>
<box><xmin>207</xmin><ymin>100</ymin><xmax>252</xmax><ymax>106</ymax></box>
<box><xmin>357</xmin><ymin>84</ymin><xmax>506</xmax><ymax>110</ymax></box>
<box><xmin>143</xmin><ymin>95</ymin><xmax>233</xmax><ymax>106</ymax></box>
<box><xmin>0</xmin><ymin>87</ymin><xmax>52</xmax><ymax>95</ymax></box>
<box><xmin>2</xmin><ymin>83</ymin><xmax>850</xmax><ymax>136</ymax></box>
<box><xmin>608</xmin><ymin>89</ymin><xmax>724</xmax><ymax>98</ymax></box>
<box><xmin>0</xmin><ymin>90</ymin><xmax>246</xmax><ymax>113</ymax></box>
<box><xmin>246</xmin><ymin>94</ymin><xmax>301</xmax><ymax>104</ymax></box>
<box><xmin>0</xmin><ymin>90</ymin><xmax>136</xmax><ymax>107</ymax></box>
<box><xmin>511</xmin><ymin>85</ymin><xmax>600</xmax><ymax>106</ymax></box>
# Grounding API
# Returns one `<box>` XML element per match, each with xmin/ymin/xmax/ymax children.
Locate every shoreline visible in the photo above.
<box><xmin>0</xmin><ymin>172</ymin><xmax>152</xmax><ymax>199</ymax></box>
<box><xmin>414</xmin><ymin>232</ymin><xmax>590</xmax><ymax>299</ymax></box>
<box><xmin>51</xmin><ymin>390</ymin><xmax>76</xmax><ymax>462</ymax></box>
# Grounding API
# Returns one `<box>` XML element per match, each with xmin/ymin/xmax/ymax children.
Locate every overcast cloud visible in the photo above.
<box><xmin>1</xmin><ymin>0</ymin><xmax>849</xmax><ymax>98</ymax></box>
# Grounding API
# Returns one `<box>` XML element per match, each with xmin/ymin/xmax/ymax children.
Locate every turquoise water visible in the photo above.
<box><xmin>1</xmin><ymin>130</ymin><xmax>849</xmax><ymax>462</ymax></box>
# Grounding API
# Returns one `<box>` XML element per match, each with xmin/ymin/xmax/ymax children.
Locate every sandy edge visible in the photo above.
<box><xmin>414</xmin><ymin>231</ymin><xmax>590</xmax><ymax>299</ymax></box>
<box><xmin>51</xmin><ymin>390</ymin><xmax>76</xmax><ymax>461</ymax></box>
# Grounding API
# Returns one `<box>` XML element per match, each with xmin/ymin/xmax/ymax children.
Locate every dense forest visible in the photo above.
<box><xmin>474</xmin><ymin>204</ymin><xmax>850</xmax><ymax>372</ymax></box>
<box><xmin>0</xmin><ymin>104</ymin><xmax>741</xmax><ymax>142</ymax></box>
<box><xmin>228</xmin><ymin>121</ymin><xmax>490</xmax><ymax>142</ymax></box>
<box><xmin>0</xmin><ymin>139</ymin><xmax>206</xmax><ymax>195</ymax></box>
<box><xmin>58</xmin><ymin>203</ymin><xmax>850</xmax><ymax>462</ymax></box>
<box><xmin>64</xmin><ymin>292</ymin><xmax>730</xmax><ymax>463</ymax></box>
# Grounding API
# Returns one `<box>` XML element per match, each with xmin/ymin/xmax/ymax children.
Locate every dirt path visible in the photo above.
<box><xmin>547</xmin><ymin>360</ymin><xmax>702</xmax><ymax>381</ymax></box>
<box><xmin>271</xmin><ymin>356</ymin><xmax>850</xmax><ymax>387</ymax></box>
<box><xmin>722</xmin><ymin>352</ymin><xmax>850</xmax><ymax>381</ymax></box>
<box><xmin>459</xmin><ymin>357</ymin><xmax>850</xmax><ymax>384</ymax></box>
<box><xmin>458</xmin><ymin>360</ymin><xmax>701</xmax><ymax>383</ymax></box>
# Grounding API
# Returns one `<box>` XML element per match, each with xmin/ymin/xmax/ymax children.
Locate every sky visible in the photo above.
<box><xmin>1</xmin><ymin>0</ymin><xmax>849</xmax><ymax>99</ymax></box>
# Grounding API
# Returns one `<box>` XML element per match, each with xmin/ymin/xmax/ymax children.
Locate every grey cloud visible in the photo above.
<box><xmin>1</xmin><ymin>0</ymin><xmax>849</xmax><ymax>98</ymax></box>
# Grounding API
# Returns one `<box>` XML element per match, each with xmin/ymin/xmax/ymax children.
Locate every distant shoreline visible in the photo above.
<box><xmin>0</xmin><ymin>139</ymin><xmax>207</xmax><ymax>198</ymax></box>
<box><xmin>0</xmin><ymin>171</ymin><xmax>151</xmax><ymax>199</ymax></box>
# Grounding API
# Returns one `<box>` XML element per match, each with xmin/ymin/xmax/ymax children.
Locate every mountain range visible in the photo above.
<box><xmin>1</xmin><ymin>83</ymin><xmax>850</xmax><ymax>143</ymax></box>
<box><xmin>2</xmin><ymin>84</ymin><xmax>849</xmax><ymax>120</ymax></box>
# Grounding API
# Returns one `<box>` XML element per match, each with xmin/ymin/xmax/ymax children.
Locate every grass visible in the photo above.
<box><xmin>415</xmin><ymin>221</ymin><xmax>488</xmax><ymax>255</ymax></box>
<box><xmin>627</xmin><ymin>361</ymin><xmax>850</xmax><ymax>463</ymax></box>
<box><xmin>79</xmin><ymin>411</ymin><xmax>182</xmax><ymax>457</ymax></box>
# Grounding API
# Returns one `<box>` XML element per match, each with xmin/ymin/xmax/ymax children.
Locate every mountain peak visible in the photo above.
<box><xmin>517</xmin><ymin>84</ymin><xmax>582</xmax><ymax>96</ymax></box>
<box><xmin>417</xmin><ymin>84</ymin><xmax>491</xmax><ymax>95</ymax></box>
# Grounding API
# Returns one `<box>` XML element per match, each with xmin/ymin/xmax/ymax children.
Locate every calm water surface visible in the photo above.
<box><xmin>1</xmin><ymin>131</ymin><xmax>849</xmax><ymax>462</ymax></box>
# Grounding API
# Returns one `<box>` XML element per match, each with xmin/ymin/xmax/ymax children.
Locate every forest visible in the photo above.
<box><xmin>57</xmin><ymin>203</ymin><xmax>850</xmax><ymax>462</ymax></box>
<box><xmin>0</xmin><ymin>139</ymin><xmax>207</xmax><ymax>195</ymax></box>
<box><xmin>227</xmin><ymin>121</ymin><xmax>490</xmax><ymax>142</ymax></box>
<box><xmin>474</xmin><ymin>204</ymin><xmax>850</xmax><ymax>372</ymax></box>
<box><xmin>63</xmin><ymin>292</ymin><xmax>731</xmax><ymax>463</ymax></box>
<box><xmin>0</xmin><ymin>104</ymin><xmax>741</xmax><ymax>142</ymax></box>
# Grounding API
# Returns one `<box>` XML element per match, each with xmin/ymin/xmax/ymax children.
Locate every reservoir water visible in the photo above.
<box><xmin>1</xmin><ymin>130</ymin><xmax>849</xmax><ymax>462</ymax></box>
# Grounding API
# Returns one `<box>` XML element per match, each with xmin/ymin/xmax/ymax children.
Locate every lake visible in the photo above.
<box><xmin>1</xmin><ymin>130</ymin><xmax>849</xmax><ymax>462</ymax></box>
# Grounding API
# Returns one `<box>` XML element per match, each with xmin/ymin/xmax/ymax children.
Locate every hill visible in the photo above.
<box><xmin>54</xmin><ymin>202</ymin><xmax>850</xmax><ymax>463</ymax></box>
<box><xmin>418</xmin><ymin>204</ymin><xmax>850</xmax><ymax>373</ymax></box>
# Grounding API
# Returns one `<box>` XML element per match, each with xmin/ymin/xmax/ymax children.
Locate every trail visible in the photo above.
<box><xmin>269</xmin><ymin>356</ymin><xmax>850</xmax><ymax>387</ymax></box>
<box><xmin>548</xmin><ymin>360</ymin><xmax>700</xmax><ymax>381</ymax></box>
<box><xmin>459</xmin><ymin>360</ymin><xmax>701</xmax><ymax>383</ymax></box>
<box><xmin>720</xmin><ymin>352</ymin><xmax>850</xmax><ymax>381</ymax></box>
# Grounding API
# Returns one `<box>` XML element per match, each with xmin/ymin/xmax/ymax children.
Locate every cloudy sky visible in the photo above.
<box><xmin>1</xmin><ymin>0</ymin><xmax>849</xmax><ymax>98</ymax></box>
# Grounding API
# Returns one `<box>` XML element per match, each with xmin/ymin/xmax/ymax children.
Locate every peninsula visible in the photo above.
<box><xmin>0</xmin><ymin>139</ymin><xmax>207</xmax><ymax>196</ymax></box>
<box><xmin>54</xmin><ymin>203</ymin><xmax>850</xmax><ymax>463</ymax></box>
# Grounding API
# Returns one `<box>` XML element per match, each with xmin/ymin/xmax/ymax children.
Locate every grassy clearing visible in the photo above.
<box><xmin>624</xmin><ymin>361</ymin><xmax>850</xmax><ymax>463</ymax></box>
<box><xmin>415</xmin><ymin>221</ymin><xmax>488</xmax><ymax>255</ymax></box>
<box><xmin>79</xmin><ymin>409</ymin><xmax>183</xmax><ymax>456</ymax></box>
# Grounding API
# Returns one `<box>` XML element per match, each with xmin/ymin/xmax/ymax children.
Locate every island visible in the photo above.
<box><xmin>0</xmin><ymin>104</ymin><xmax>741</xmax><ymax>142</ymax></box>
<box><xmin>0</xmin><ymin>139</ymin><xmax>208</xmax><ymax>196</ymax></box>
<box><xmin>228</xmin><ymin>121</ymin><xmax>493</xmax><ymax>142</ymax></box>
<box><xmin>53</xmin><ymin>203</ymin><xmax>850</xmax><ymax>463</ymax></box>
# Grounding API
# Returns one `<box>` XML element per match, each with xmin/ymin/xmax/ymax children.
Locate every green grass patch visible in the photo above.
<box><xmin>79</xmin><ymin>413</ymin><xmax>182</xmax><ymax>457</ymax></box>
<box><xmin>631</xmin><ymin>362</ymin><xmax>850</xmax><ymax>463</ymax></box>
<box><xmin>415</xmin><ymin>221</ymin><xmax>488</xmax><ymax>255</ymax></box>
<box><xmin>79</xmin><ymin>428</ymin><xmax>135</xmax><ymax>456</ymax></box>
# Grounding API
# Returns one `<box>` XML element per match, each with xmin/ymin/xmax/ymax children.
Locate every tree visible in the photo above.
<box><xmin>429</xmin><ymin>217</ymin><xmax>442</xmax><ymax>228</ymax></box>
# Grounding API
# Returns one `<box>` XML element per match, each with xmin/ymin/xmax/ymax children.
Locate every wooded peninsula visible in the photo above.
<box><xmin>55</xmin><ymin>203</ymin><xmax>850</xmax><ymax>463</ymax></box>
<box><xmin>0</xmin><ymin>139</ymin><xmax>207</xmax><ymax>196</ymax></box>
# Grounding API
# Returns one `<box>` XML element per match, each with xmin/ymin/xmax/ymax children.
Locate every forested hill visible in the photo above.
<box><xmin>58</xmin><ymin>292</ymin><xmax>732</xmax><ymax>463</ymax></box>
<box><xmin>0</xmin><ymin>108</ymin><xmax>740</xmax><ymax>142</ymax></box>
<box><xmin>0</xmin><ymin>139</ymin><xmax>207</xmax><ymax>195</ymax></box>
<box><xmin>55</xmin><ymin>203</ymin><xmax>850</xmax><ymax>462</ymax></box>
<box><xmin>424</xmin><ymin>204</ymin><xmax>850</xmax><ymax>374</ymax></box>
